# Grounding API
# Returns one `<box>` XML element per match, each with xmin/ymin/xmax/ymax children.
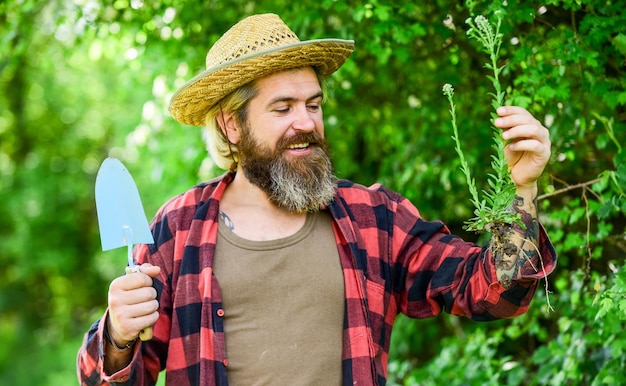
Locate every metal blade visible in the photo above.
<box><xmin>95</xmin><ymin>158</ymin><xmax>154</xmax><ymax>252</ymax></box>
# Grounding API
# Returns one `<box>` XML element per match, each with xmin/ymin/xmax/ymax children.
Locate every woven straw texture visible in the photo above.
<box><xmin>169</xmin><ymin>13</ymin><xmax>354</xmax><ymax>126</ymax></box>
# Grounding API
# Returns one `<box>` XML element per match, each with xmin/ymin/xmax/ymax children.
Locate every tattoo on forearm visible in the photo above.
<box><xmin>219</xmin><ymin>211</ymin><xmax>235</xmax><ymax>231</ymax></box>
<box><xmin>493</xmin><ymin>195</ymin><xmax>540</xmax><ymax>288</ymax></box>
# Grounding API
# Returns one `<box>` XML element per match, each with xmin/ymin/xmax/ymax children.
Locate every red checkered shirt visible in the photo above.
<box><xmin>77</xmin><ymin>172</ymin><xmax>556</xmax><ymax>385</ymax></box>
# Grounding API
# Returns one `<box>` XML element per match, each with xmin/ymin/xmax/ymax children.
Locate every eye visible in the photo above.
<box><xmin>307</xmin><ymin>103</ymin><xmax>321</xmax><ymax>112</ymax></box>
<box><xmin>274</xmin><ymin>106</ymin><xmax>290</xmax><ymax>114</ymax></box>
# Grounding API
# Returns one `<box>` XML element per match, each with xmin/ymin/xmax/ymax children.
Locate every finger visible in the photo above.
<box><xmin>115</xmin><ymin>287</ymin><xmax>157</xmax><ymax>305</ymax></box>
<box><xmin>505</xmin><ymin>138</ymin><xmax>548</xmax><ymax>154</ymax></box>
<box><xmin>109</xmin><ymin>309</ymin><xmax>159</xmax><ymax>342</ymax></box>
<box><xmin>116</xmin><ymin>298</ymin><xmax>160</xmax><ymax>319</ymax></box>
<box><xmin>502</xmin><ymin>123</ymin><xmax>550</xmax><ymax>143</ymax></box>
<box><xmin>126</xmin><ymin>312</ymin><xmax>160</xmax><ymax>336</ymax></box>
<box><xmin>110</xmin><ymin>270</ymin><xmax>155</xmax><ymax>292</ymax></box>
<box><xmin>494</xmin><ymin>112</ymin><xmax>540</xmax><ymax>130</ymax></box>
<box><xmin>496</xmin><ymin>105</ymin><xmax>532</xmax><ymax>118</ymax></box>
<box><xmin>138</xmin><ymin>263</ymin><xmax>161</xmax><ymax>278</ymax></box>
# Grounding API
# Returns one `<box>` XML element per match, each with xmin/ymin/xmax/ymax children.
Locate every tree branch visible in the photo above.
<box><xmin>537</xmin><ymin>177</ymin><xmax>602</xmax><ymax>200</ymax></box>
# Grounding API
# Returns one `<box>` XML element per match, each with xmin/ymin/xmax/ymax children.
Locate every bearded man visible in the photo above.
<box><xmin>78</xmin><ymin>13</ymin><xmax>557</xmax><ymax>386</ymax></box>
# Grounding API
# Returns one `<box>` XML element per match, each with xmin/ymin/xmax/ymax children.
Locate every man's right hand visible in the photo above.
<box><xmin>107</xmin><ymin>263</ymin><xmax>161</xmax><ymax>347</ymax></box>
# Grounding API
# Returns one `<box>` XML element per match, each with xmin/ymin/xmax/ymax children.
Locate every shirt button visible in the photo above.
<box><xmin>217</xmin><ymin>309</ymin><xmax>225</xmax><ymax>317</ymax></box>
<box><xmin>222</xmin><ymin>359</ymin><xmax>229</xmax><ymax>367</ymax></box>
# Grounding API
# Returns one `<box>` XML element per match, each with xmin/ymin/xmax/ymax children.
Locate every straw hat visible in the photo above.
<box><xmin>168</xmin><ymin>13</ymin><xmax>355</xmax><ymax>126</ymax></box>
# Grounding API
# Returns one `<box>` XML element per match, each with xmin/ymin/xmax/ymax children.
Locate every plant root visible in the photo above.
<box><xmin>488</xmin><ymin>221</ymin><xmax>554</xmax><ymax>312</ymax></box>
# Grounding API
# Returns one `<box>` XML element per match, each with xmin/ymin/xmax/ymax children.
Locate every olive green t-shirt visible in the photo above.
<box><xmin>213</xmin><ymin>210</ymin><xmax>344</xmax><ymax>385</ymax></box>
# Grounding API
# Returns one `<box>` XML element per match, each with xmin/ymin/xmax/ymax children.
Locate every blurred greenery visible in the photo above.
<box><xmin>0</xmin><ymin>0</ymin><xmax>624</xmax><ymax>384</ymax></box>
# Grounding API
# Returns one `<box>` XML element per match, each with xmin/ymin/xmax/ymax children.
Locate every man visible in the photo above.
<box><xmin>78</xmin><ymin>13</ymin><xmax>556</xmax><ymax>385</ymax></box>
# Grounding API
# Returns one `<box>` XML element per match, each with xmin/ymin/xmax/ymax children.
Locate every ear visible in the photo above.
<box><xmin>217</xmin><ymin>110</ymin><xmax>241</xmax><ymax>144</ymax></box>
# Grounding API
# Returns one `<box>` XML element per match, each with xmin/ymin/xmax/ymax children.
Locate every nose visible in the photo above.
<box><xmin>291</xmin><ymin>105</ymin><xmax>316</xmax><ymax>132</ymax></box>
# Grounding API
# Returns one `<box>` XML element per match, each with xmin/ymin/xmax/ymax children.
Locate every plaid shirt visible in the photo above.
<box><xmin>78</xmin><ymin>172</ymin><xmax>556</xmax><ymax>385</ymax></box>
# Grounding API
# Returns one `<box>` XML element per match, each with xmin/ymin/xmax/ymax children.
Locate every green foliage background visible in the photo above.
<box><xmin>1</xmin><ymin>0</ymin><xmax>624</xmax><ymax>384</ymax></box>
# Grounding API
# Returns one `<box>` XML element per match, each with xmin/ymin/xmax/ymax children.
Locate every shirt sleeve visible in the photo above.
<box><xmin>391</xmin><ymin>194</ymin><xmax>557</xmax><ymax>320</ymax></box>
<box><xmin>76</xmin><ymin>310</ymin><xmax>146</xmax><ymax>385</ymax></box>
<box><xmin>76</xmin><ymin>222</ymin><xmax>172</xmax><ymax>385</ymax></box>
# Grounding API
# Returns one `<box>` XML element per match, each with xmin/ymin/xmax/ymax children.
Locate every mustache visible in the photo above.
<box><xmin>276</xmin><ymin>131</ymin><xmax>325</xmax><ymax>150</ymax></box>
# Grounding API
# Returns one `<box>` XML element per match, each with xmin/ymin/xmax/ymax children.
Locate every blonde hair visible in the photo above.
<box><xmin>202</xmin><ymin>83</ymin><xmax>258</xmax><ymax>170</ymax></box>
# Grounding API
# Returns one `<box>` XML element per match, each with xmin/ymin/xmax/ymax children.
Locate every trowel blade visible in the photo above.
<box><xmin>95</xmin><ymin>158</ymin><xmax>154</xmax><ymax>251</ymax></box>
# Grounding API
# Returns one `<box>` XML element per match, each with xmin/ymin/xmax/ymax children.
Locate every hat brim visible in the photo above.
<box><xmin>168</xmin><ymin>38</ymin><xmax>354</xmax><ymax>126</ymax></box>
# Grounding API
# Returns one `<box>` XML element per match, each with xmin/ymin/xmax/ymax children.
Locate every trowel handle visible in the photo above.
<box><xmin>125</xmin><ymin>266</ymin><xmax>154</xmax><ymax>341</ymax></box>
<box><xmin>138</xmin><ymin>327</ymin><xmax>153</xmax><ymax>341</ymax></box>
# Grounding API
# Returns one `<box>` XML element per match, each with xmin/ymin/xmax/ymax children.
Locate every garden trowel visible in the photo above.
<box><xmin>95</xmin><ymin>157</ymin><xmax>155</xmax><ymax>341</ymax></box>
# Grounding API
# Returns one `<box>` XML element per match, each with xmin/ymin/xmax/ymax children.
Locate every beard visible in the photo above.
<box><xmin>237</xmin><ymin>126</ymin><xmax>337</xmax><ymax>214</ymax></box>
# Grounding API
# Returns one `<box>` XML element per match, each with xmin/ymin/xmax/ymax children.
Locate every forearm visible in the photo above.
<box><xmin>493</xmin><ymin>184</ymin><xmax>540</xmax><ymax>288</ymax></box>
<box><xmin>77</xmin><ymin>316</ymin><xmax>136</xmax><ymax>385</ymax></box>
<box><xmin>103</xmin><ymin>316</ymin><xmax>135</xmax><ymax>375</ymax></box>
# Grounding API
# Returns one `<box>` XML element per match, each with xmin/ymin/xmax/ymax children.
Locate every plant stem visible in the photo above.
<box><xmin>443</xmin><ymin>84</ymin><xmax>482</xmax><ymax>212</ymax></box>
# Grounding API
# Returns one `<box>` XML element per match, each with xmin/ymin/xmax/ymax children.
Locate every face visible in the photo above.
<box><xmin>234</xmin><ymin>68</ymin><xmax>337</xmax><ymax>213</ymax></box>
<box><xmin>241</xmin><ymin>67</ymin><xmax>326</xmax><ymax>153</ymax></box>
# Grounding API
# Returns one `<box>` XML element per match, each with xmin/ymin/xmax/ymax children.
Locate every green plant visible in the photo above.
<box><xmin>443</xmin><ymin>12</ymin><xmax>521</xmax><ymax>233</ymax></box>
